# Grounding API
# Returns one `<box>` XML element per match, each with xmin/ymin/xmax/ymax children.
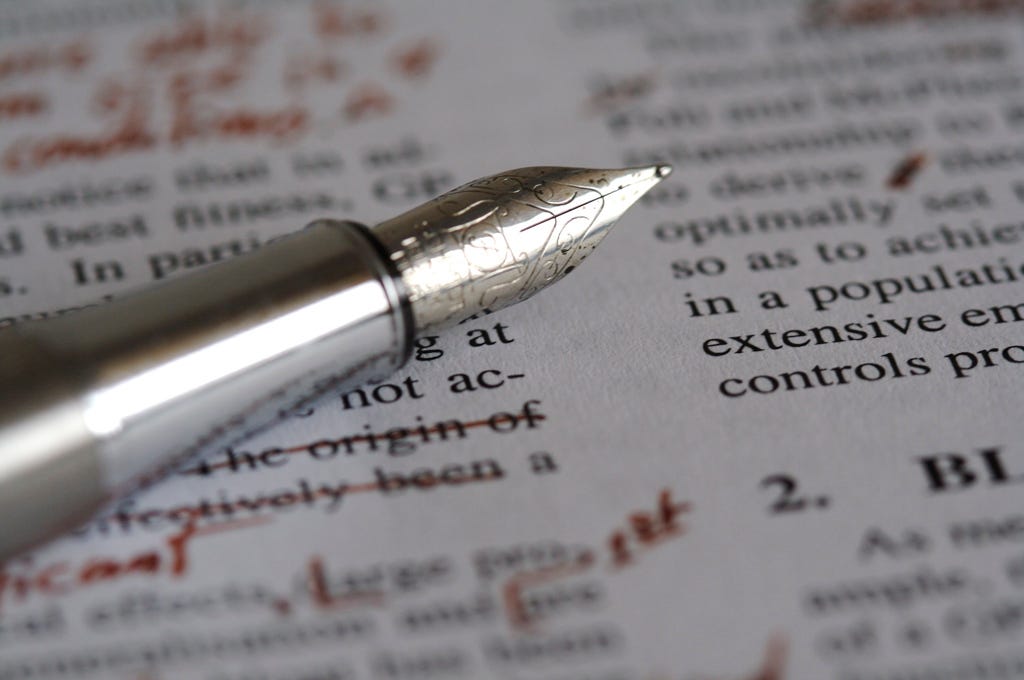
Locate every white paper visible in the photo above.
<box><xmin>2</xmin><ymin>1</ymin><xmax>1024</xmax><ymax>678</ymax></box>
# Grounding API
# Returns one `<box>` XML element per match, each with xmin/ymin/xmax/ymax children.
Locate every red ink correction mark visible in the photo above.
<box><xmin>180</xmin><ymin>409</ymin><xmax>545</xmax><ymax>476</ymax></box>
<box><xmin>2</xmin><ymin>2</ymin><xmax>442</xmax><ymax>174</ymax></box>
<box><xmin>0</xmin><ymin>92</ymin><xmax>47</xmax><ymax>120</ymax></box>
<box><xmin>887</xmin><ymin>151</ymin><xmax>928</xmax><ymax>190</ymax></box>
<box><xmin>92</xmin><ymin>76</ymin><xmax>151</xmax><ymax>116</ymax></box>
<box><xmin>2</xmin><ymin>111</ymin><xmax>158</xmax><ymax>173</ymax></box>
<box><xmin>5</xmin><ymin>68</ymin><xmax>156</xmax><ymax>174</ymax></box>
<box><xmin>314</xmin><ymin>1</ymin><xmax>386</xmax><ymax>40</ymax></box>
<box><xmin>704</xmin><ymin>634</ymin><xmax>788</xmax><ymax>680</ymax></box>
<box><xmin>754</xmin><ymin>635</ymin><xmax>788</xmax><ymax>680</ymax></box>
<box><xmin>121</xmin><ymin>470</ymin><xmax>504</xmax><ymax>529</ymax></box>
<box><xmin>502</xmin><ymin>488</ymin><xmax>692</xmax><ymax>631</ymax></box>
<box><xmin>807</xmin><ymin>0</ymin><xmax>1024</xmax><ymax>26</ymax></box>
<box><xmin>0</xmin><ymin>516</ymin><xmax>267</xmax><ymax>612</ymax></box>
<box><xmin>174</xmin><ymin>105</ymin><xmax>309</xmax><ymax>147</ymax></box>
<box><xmin>502</xmin><ymin>551</ymin><xmax>596</xmax><ymax>631</ymax></box>
<box><xmin>608</xmin><ymin>489</ymin><xmax>691</xmax><ymax>570</ymax></box>
<box><xmin>587</xmin><ymin>72</ymin><xmax>656</xmax><ymax>113</ymax></box>
<box><xmin>648</xmin><ymin>634</ymin><xmax>787</xmax><ymax>680</ymax></box>
<box><xmin>393</xmin><ymin>39</ymin><xmax>439</xmax><ymax>79</ymax></box>
<box><xmin>168</xmin><ymin>60</ymin><xmax>246</xmax><ymax>98</ymax></box>
<box><xmin>284</xmin><ymin>50</ymin><xmax>347</xmax><ymax>91</ymax></box>
<box><xmin>137</xmin><ymin>12</ymin><xmax>269</xmax><ymax>65</ymax></box>
<box><xmin>0</xmin><ymin>39</ymin><xmax>91</xmax><ymax>83</ymax></box>
<box><xmin>306</xmin><ymin>556</ymin><xmax>386</xmax><ymax>611</ymax></box>
<box><xmin>344</xmin><ymin>82</ymin><xmax>394</xmax><ymax>121</ymax></box>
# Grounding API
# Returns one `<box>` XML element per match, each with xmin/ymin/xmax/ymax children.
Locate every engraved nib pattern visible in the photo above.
<box><xmin>371</xmin><ymin>165</ymin><xmax>671</xmax><ymax>332</ymax></box>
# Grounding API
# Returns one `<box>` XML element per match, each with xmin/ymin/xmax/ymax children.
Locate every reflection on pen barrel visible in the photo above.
<box><xmin>0</xmin><ymin>220</ymin><xmax>411</xmax><ymax>560</ymax></box>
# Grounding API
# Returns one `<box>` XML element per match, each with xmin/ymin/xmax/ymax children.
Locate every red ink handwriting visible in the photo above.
<box><xmin>1</xmin><ymin>4</ymin><xmax>443</xmax><ymax>173</ymax></box>
<box><xmin>3</xmin><ymin>111</ymin><xmax>157</xmax><ymax>173</ymax></box>
<box><xmin>181</xmin><ymin>408</ymin><xmax>545</xmax><ymax>476</ymax></box>
<box><xmin>809</xmin><ymin>0</ymin><xmax>1024</xmax><ymax>26</ymax></box>
<box><xmin>171</xmin><ymin>103</ymin><xmax>309</xmax><ymax>148</ymax></box>
<box><xmin>608</xmin><ymin>489</ymin><xmax>691</xmax><ymax>569</ymax></box>
<box><xmin>502</xmin><ymin>488</ymin><xmax>692</xmax><ymax>631</ymax></box>
<box><xmin>587</xmin><ymin>72</ymin><xmax>656</xmax><ymax>113</ymax></box>
<box><xmin>702</xmin><ymin>634</ymin><xmax>788</xmax><ymax>680</ymax></box>
<box><xmin>314</xmin><ymin>2</ymin><xmax>386</xmax><ymax>41</ymax></box>
<box><xmin>0</xmin><ymin>40</ymin><xmax>91</xmax><ymax>83</ymax></box>
<box><xmin>138</xmin><ymin>13</ymin><xmax>268</xmax><ymax>65</ymax></box>
<box><xmin>284</xmin><ymin>50</ymin><xmax>347</xmax><ymax>91</ymax></box>
<box><xmin>647</xmin><ymin>634</ymin><xmax>788</xmax><ymax>680</ymax></box>
<box><xmin>0</xmin><ymin>516</ymin><xmax>266</xmax><ymax>612</ymax></box>
<box><xmin>887</xmin><ymin>151</ymin><xmax>928</xmax><ymax>190</ymax></box>
<box><xmin>502</xmin><ymin>551</ymin><xmax>595</xmax><ymax>630</ymax></box>
<box><xmin>306</xmin><ymin>556</ymin><xmax>386</xmax><ymax>611</ymax></box>
<box><xmin>344</xmin><ymin>82</ymin><xmax>394</xmax><ymax>121</ymax></box>
<box><xmin>0</xmin><ymin>92</ymin><xmax>47</xmax><ymax>120</ymax></box>
<box><xmin>393</xmin><ymin>39</ymin><xmax>440</xmax><ymax>79</ymax></box>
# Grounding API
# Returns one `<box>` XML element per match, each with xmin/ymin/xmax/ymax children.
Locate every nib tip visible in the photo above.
<box><xmin>655</xmin><ymin>164</ymin><xmax>672</xmax><ymax>178</ymax></box>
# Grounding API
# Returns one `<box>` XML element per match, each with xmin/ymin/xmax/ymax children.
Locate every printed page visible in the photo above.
<box><xmin>1</xmin><ymin>1</ymin><xmax>1024</xmax><ymax>678</ymax></box>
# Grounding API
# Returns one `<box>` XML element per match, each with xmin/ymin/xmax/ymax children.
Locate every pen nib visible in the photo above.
<box><xmin>372</xmin><ymin>164</ymin><xmax>671</xmax><ymax>332</ymax></box>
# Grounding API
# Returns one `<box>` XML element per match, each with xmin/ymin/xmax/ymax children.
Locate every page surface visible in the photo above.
<box><xmin>1</xmin><ymin>1</ymin><xmax>1023</xmax><ymax>678</ymax></box>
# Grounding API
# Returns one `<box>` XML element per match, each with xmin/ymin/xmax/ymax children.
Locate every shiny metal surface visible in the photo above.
<box><xmin>373</xmin><ymin>165</ymin><xmax>671</xmax><ymax>332</ymax></box>
<box><xmin>0</xmin><ymin>334</ymin><xmax>105</xmax><ymax>559</ymax></box>
<box><xmin>0</xmin><ymin>165</ymin><xmax>668</xmax><ymax>560</ymax></box>
<box><xmin>78</xmin><ymin>220</ymin><xmax>409</xmax><ymax>491</ymax></box>
<box><xmin>0</xmin><ymin>221</ymin><xmax>409</xmax><ymax>556</ymax></box>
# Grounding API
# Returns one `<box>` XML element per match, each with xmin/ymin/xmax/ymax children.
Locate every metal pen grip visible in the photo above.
<box><xmin>0</xmin><ymin>220</ymin><xmax>411</xmax><ymax>559</ymax></box>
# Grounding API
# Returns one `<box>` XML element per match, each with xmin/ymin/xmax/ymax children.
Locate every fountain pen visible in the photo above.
<box><xmin>0</xmin><ymin>164</ymin><xmax>670</xmax><ymax>559</ymax></box>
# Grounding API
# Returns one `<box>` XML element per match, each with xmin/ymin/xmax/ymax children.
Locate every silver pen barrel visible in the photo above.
<box><xmin>0</xmin><ymin>220</ymin><xmax>411</xmax><ymax>559</ymax></box>
<box><xmin>0</xmin><ymin>164</ymin><xmax>669</xmax><ymax>560</ymax></box>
